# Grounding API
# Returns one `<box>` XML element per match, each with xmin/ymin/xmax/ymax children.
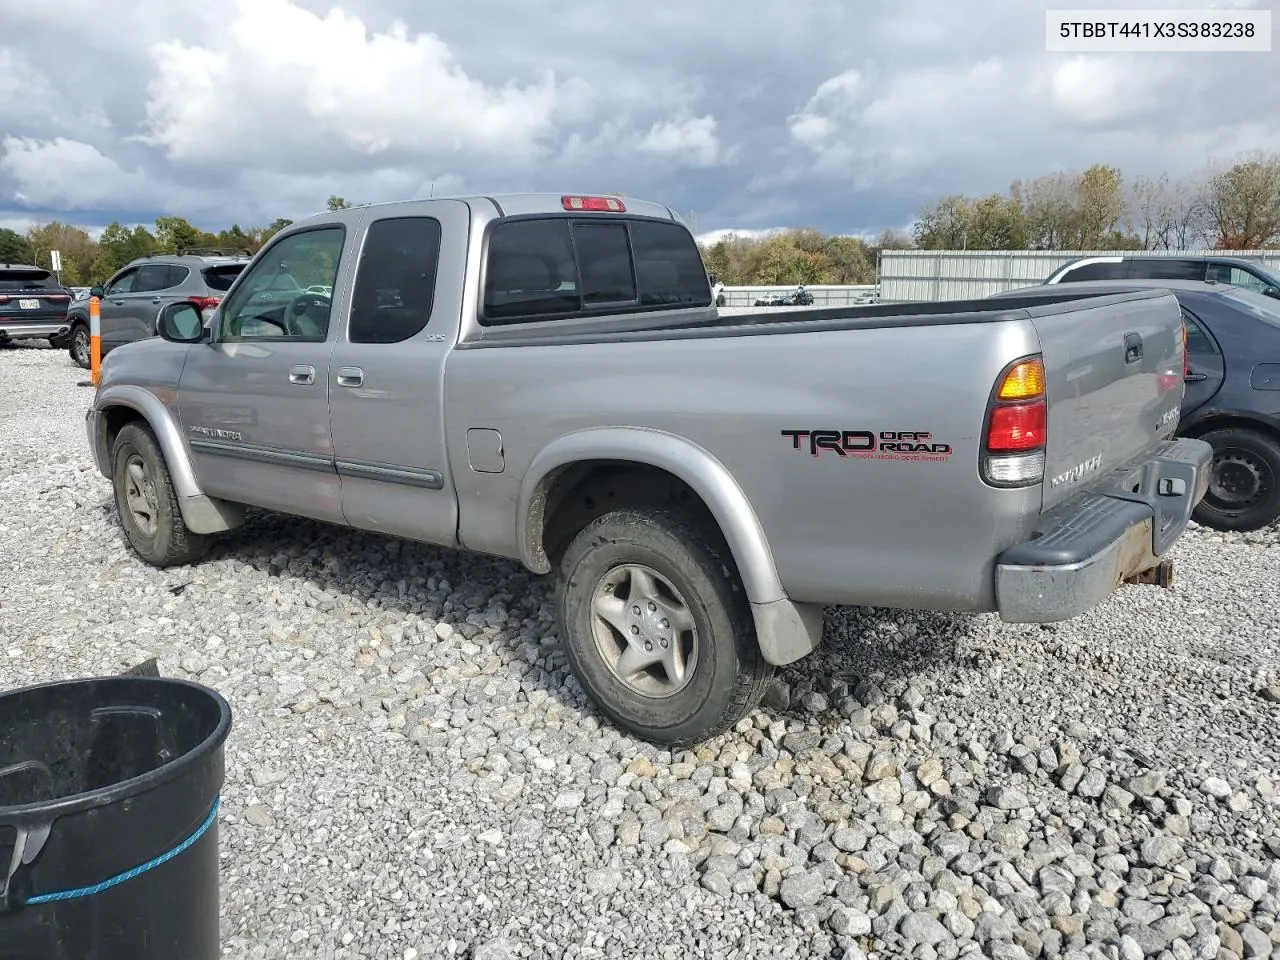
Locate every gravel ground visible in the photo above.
<box><xmin>2</xmin><ymin>341</ymin><xmax>1278</xmax><ymax>960</ymax></box>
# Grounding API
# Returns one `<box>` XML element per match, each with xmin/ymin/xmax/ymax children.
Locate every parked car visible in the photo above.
<box><xmin>989</xmin><ymin>278</ymin><xmax>1280</xmax><ymax>532</ymax></box>
<box><xmin>86</xmin><ymin>192</ymin><xmax>1210</xmax><ymax>746</ymax></box>
<box><xmin>65</xmin><ymin>252</ymin><xmax>250</xmax><ymax>368</ymax></box>
<box><xmin>1045</xmin><ymin>254</ymin><xmax>1280</xmax><ymax>300</ymax></box>
<box><xmin>707</xmin><ymin>273</ymin><xmax>726</xmax><ymax>307</ymax></box>
<box><xmin>0</xmin><ymin>263</ymin><xmax>72</xmax><ymax>347</ymax></box>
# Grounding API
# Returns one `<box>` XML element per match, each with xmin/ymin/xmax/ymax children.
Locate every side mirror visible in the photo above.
<box><xmin>1263</xmin><ymin>286</ymin><xmax>1280</xmax><ymax>300</ymax></box>
<box><xmin>89</xmin><ymin>285</ymin><xmax>104</xmax><ymax>299</ymax></box>
<box><xmin>156</xmin><ymin>302</ymin><xmax>208</xmax><ymax>343</ymax></box>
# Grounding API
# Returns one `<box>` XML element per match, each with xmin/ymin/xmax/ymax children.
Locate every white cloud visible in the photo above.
<box><xmin>0</xmin><ymin>137</ymin><xmax>173</xmax><ymax>210</ymax></box>
<box><xmin>0</xmin><ymin>0</ymin><xmax>1276</xmax><ymax>238</ymax></box>
<box><xmin>637</xmin><ymin>116</ymin><xmax>733</xmax><ymax>168</ymax></box>
<box><xmin>137</xmin><ymin>0</ymin><xmax>582</xmax><ymax>170</ymax></box>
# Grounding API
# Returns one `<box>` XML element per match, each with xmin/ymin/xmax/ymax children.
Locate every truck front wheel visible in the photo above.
<box><xmin>555</xmin><ymin>505</ymin><xmax>774</xmax><ymax>746</ymax></box>
<box><xmin>111</xmin><ymin>422</ymin><xmax>208</xmax><ymax>567</ymax></box>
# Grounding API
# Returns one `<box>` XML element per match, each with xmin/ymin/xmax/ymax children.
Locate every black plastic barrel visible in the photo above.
<box><xmin>0</xmin><ymin>676</ymin><xmax>232</xmax><ymax>960</ymax></box>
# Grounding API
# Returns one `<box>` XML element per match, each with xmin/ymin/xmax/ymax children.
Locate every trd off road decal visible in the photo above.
<box><xmin>781</xmin><ymin>429</ymin><xmax>954</xmax><ymax>462</ymax></box>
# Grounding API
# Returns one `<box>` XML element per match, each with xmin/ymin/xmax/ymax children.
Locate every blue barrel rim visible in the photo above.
<box><xmin>0</xmin><ymin>676</ymin><xmax>232</xmax><ymax>823</ymax></box>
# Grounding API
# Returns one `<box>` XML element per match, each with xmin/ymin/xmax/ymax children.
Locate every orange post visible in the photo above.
<box><xmin>89</xmin><ymin>295</ymin><xmax>102</xmax><ymax>386</ymax></box>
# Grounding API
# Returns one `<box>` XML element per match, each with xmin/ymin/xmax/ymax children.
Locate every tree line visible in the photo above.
<box><xmin>0</xmin><ymin>195</ymin><xmax>356</xmax><ymax>287</ymax></box>
<box><xmin>4</xmin><ymin>152</ymin><xmax>1278</xmax><ymax>289</ymax></box>
<box><xmin>700</xmin><ymin>151</ymin><xmax>1280</xmax><ymax>285</ymax></box>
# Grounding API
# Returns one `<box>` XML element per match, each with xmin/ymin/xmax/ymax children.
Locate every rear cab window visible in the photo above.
<box><xmin>481</xmin><ymin>215</ymin><xmax>710</xmax><ymax>325</ymax></box>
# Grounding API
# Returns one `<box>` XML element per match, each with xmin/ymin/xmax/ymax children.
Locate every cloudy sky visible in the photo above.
<box><xmin>1</xmin><ymin>0</ymin><xmax>1276</xmax><ymax>241</ymax></box>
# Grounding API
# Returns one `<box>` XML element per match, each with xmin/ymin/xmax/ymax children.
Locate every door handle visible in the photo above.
<box><xmin>288</xmin><ymin>364</ymin><xmax>315</xmax><ymax>385</ymax></box>
<box><xmin>336</xmin><ymin>366</ymin><xmax>364</xmax><ymax>387</ymax></box>
<box><xmin>110</xmin><ymin>299</ymin><xmax>124</xmax><ymax>305</ymax></box>
<box><xmin>1123</xmin><ymin>333</ymin><xmax>1143</xmax><ymax>364</ymax></box>
<box><xmin>1184</xmin><ymin>371</ymin><xmax>1208</xmax><ymax>382</ymax></box>
<box><xmin>151</xmin><ymin>298</ymin><xmax>162</xmax><ymax>303</ymax></box>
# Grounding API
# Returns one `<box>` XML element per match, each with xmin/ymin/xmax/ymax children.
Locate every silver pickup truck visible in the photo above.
<box><xmin>86</xmin><ymin>193</ymin><xmax>1212</xmax><ymax>746</ymax></box>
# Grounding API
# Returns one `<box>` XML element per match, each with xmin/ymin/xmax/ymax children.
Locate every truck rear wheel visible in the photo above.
<box><xmin>111</xmin><ymin>423</ymin><xmax>209</xmax><ymax>567</ymax></box>
<box><xmin>555</xmin><ymin>505</ymin><xmax>774</xmax><ymax>746</ymax></box>
<box><xmin>1192</xmin><ymin>426</ymin><xmax>1280</xmax><ymax>532</ymax></box>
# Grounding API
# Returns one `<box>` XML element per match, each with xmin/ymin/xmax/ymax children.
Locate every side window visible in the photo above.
<box><xmin>483</xmin><ymin>219</ymin><xmax>579</xmax><ymax>322</ymax></box>
<box><xmin>1128</xmin><ymin>259</ymin><xmax>1202</xmax><ymax>280</ymax></box>
<box><xmin>1060</xmin><ymin>261</ymin><xmax>1127</xmax><ymax>281</ymax></box>
<box><xmin>573</xmin><ymin>223</ymin><xmax>635</xmax><ymax>305</ymax></box>
<box><xmin>166</xmin><ymin>265</ymin><xmax>192</xmax><ymax>288</ymax></box>
<box><xmin>629</xmin><ymin>220</ymin><xmax>712</xmax><ymax>307</ymax></box>
<box><xmin>218</xmin><ymin>227</ymin><xmax>345</xmax><ymax>341</ymax></box>
<box><xmin>349</xmin><ymin>217</ymin><xmax>442</xmax><ymax>344</ymax></box>
<box><xmin>103</xmin><ymin>269</ymin><xmax>138</xmax><ymax>295</ymax></box>
<box><xmin>133</xmin><ymin>263</ymin><xmax>176</xmax><ymax>293</ymax></box>
<box><xmin>1229</xmin><ymin>267</ymin><xmax>1269</xmax><ymax>293</ymax></box>
<box><xmin>1181</xmin><ymin>311</ymin><xmax>1219</xmax><ymax>355</ymax></box>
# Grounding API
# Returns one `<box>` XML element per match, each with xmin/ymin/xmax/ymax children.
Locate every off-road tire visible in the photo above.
<box><xmin>1192</xmin><ymin>426</ymin><xmax>1280</xmax><ymax>532</ymax></box>
<box><xmin>68</xmin><ymin>323</ymin><xmax>90</xmax><ymax>369</ymax></box>
<box><xmin>111</xmin><ymin>422</ymin><xmax>208</xmax><ymax>567</ymax></box>
<box><xmin>555</xmin><ymin>505</ymin><xmax>774</xmax><ymax>746</ymax></box>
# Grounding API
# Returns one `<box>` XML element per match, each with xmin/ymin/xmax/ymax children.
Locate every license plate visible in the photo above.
<box><xmin>18</xmin><ymin>299</ymin><xmax>39</xmax><ymax>309</ymax></box>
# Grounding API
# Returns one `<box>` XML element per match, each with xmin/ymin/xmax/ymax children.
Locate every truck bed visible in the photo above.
<box><xmin>461</xmin><ymin>288</ymin><xmax>1178</xmax><ymax>345</ymax></box>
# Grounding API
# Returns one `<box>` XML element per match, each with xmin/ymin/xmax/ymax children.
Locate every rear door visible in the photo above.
<box><xmin>327</xmin><ymin>201</ymin><xmax>468</xmax><ymax>546</ymax></box>
<box><xmin>176</xmin><ymin>224</ymin><xmax>352</xmax><ymax>523</ymax></box>
<box><xmin>1179</xmin><ymin>306</ymin><xmax>1226</xmax><ymax>416</ymax></box>
<box><xmin>1025</xmin><ymin>290</ymin><xmax>1186</xmax><ymax>511</ymax></box>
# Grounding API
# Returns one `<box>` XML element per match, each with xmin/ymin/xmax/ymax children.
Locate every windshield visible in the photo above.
<box><xmin>1219</xmin><ymin>288</ymin><xmax>1280</xmax><ymax>329</ymax></box>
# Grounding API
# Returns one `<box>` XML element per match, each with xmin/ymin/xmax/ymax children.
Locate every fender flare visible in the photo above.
<box><xmin>516</xmin><ymin>427</ymin><xmax>822</xmax><ymax>666</ymax></box>
<box><xmin>94</xmin><ymin>385</ymin><xmax>204</xmax><ymax>499</ymax></box>
<box><xmin>92</xmin><ymin>385</ymin><xmax>244</xmax><ymax>534</ymax></box>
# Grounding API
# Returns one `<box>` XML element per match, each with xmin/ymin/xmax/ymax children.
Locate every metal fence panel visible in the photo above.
<box><xmin>878</xmin><ymin>249</ymin><xmax>1280</xmax><ymax>302</ymax></box>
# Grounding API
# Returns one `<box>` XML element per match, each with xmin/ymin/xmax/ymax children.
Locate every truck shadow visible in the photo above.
<box><xmin>169</xmin><ymin>508</ymin><xmax>983</xmax><ymax>733</ymax></box>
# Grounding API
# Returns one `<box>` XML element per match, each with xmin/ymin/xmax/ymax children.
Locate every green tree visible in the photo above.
<box><xmin>1203</xmin><ymin>152</ymin><xmax>1280</xmax><ymax>249</ymax></box>
<box><xmin>0</xmin><ymin>228</ymin><xmax>32</xmax><ymax>264</ymax></box>
<box><xmin>154</xmin><ymin>216</ymin><xmax>207</xmax><ymax>254</ymax></box>
<box><xmin>92</xmin><ymin>222</ymin><xmax>157</xmax><ymax>280</ymax></box>
<box><xmin>25</xmin><ymin>222</ymin><xmax>97</xmax><ymax>284</ymax></box>
<box><xmin>326</xmin><ymin>195</ymin><xmax>352</xmax><ymax>211</ymax></box>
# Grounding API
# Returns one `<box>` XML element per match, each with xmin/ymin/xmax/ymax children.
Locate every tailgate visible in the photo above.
<box><xmin>1027</xmin><ymin>290</ymin><xmax>1184</xmax><ymax>512</ymax></box>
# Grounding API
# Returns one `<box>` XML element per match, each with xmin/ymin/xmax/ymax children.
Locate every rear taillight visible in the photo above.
<box><xmin>47</xmin><ymin>294</ymin><xmax>69</xmax><ymax>301</ymax></box>
<box><xmin>0</xmin><ymin>296</ymin><xmax>8</xmax><ymax>304</ymax></box>
<box><xmin>1181</xmin><ymin>315</ymin><xmax>1189</xmax><ymax>379</ymax></box>
<box><xmin>982</xmin><ymin>356</ymin><xmax>1047</xmax><ymax>487</ymax></box>
<box><xmin>189</xmin><ymin>296</ymin><xmax>221</xmax><ymax>310</ymax></box>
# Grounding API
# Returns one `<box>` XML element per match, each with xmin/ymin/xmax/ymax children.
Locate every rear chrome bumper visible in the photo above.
<box><xmin>0</xmin><ymin>321</ymin><xmax>71</xmax><ymax>340</ymax></box>
<box><xmin>995</xmin><ymin>437</ymin><xmax>1212</xmax><ymax>623</ymax></box>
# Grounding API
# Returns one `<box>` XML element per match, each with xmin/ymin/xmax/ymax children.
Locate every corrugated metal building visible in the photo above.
<box><xmin>878</xmin><ymin>249</ymin><xmax>1280</xmax><ymax>302</ymax></box>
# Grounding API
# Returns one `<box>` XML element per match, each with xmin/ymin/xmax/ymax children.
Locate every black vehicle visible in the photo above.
<box><xmin>0</xmin><ymin>264</ymin><xmax>72</xmax><ymax>347</ymax></box>
<box><xmin>1045</xmin><ymin>254</ymin><xmax>1280</xmax><ymax>301</ymax></box>
<box><xmin>990</xmin><ymin>278</ymin><xmax>1280</xmax><ymax>532</ymax></box>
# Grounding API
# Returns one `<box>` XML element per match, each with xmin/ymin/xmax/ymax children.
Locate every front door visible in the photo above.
<box><xmin>176</xmin><ymin>224</ymin><xmax>354</xmax><ymax>524</ymax></box>
<box><xmin>327</xmin><ymin>203</ymin><xmax>467</xmax><ymax>545</ymax></box>
<box><xmin>99</xmin><ymin>267</ymin><xmax>140</xmax><ymax>349</ymax></box>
